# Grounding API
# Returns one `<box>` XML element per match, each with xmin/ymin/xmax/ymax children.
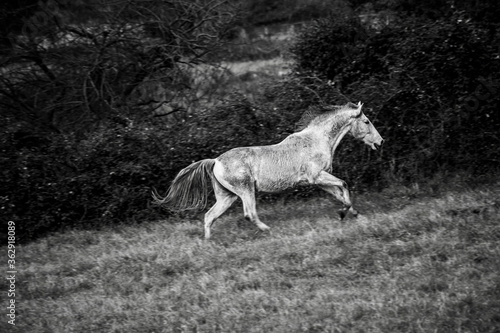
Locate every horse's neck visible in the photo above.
<box><xmin>329</xmin><ymin>122</ymin><xmax>352</xmax><ymax>155</ymax></box>
<box><xmin>304</xmin><ymin>118</ymin><xmax>352</xmax><ymax>156</ymax></box>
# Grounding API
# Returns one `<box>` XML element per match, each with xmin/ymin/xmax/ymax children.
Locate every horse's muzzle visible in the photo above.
<box><xmin>372</xmin><ymin>138</ymin><xmax>384</xmax><ymax>150</ymax></box>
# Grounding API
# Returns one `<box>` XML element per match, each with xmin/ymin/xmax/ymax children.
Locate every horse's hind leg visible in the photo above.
<box><xmin>316</xmin><ymin>171</ymin><xmax>358</xmax><ymax>220</ymax></box>
<box><xmin>212</xmin><ymin>161</ymin><xmax>269</xmax><ymax>233</ymax></box>
<box><xmin>204</xmin><ymin>180</ymin><xmax>237</xmax><ymax>239</ymax></box>
<box><xmin>239</xmin><ymin>190</ymin><xmax>270</xmax><ymax>232</ymax></box>
<box><xmin>221</xmin><ymin>178</ymin><xmax>270</xmax><ymax>232</ymax></box>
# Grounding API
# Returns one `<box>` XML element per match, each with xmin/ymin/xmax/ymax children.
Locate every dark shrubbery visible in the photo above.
<box><xmin>1</xmin><ymin>96</ymin><xmax>299</xmax><ymax>242</ymax></box>
<box><xmin>291</xmin><ymin>12</ymin><xmax>500</xmax><ymax>182</ymax></box>
<box><xmin>291</xmin><ymin>15</ymin><xmax>368</xmax><ymax>82</ymax></box>
<box><xmin>2</xmin><ymin>126</ymin><xmax>165</xmax><ymax>242</ymax></box>
<box><xmin>3</xmin><ymin>2</ymin><xmax>500</xmax><ymax>243</ymax></box>
<box><xmin>0</xmin><ymin>0</ymin><xmax>237</xmax><ymax>242</ymax></box>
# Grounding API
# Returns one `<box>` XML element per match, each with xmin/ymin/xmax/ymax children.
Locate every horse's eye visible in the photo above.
<box><xmin>364</xmin><ymin>119</ymin><xmax>369</xmax><ymax>124</ymax></box>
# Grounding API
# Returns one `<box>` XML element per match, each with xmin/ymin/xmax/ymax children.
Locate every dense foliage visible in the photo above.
<box><xmin>292</xmin><ymin>12</ymin><xmax>500</xmax><ymax>181</ymax></box>
<box><xmin>2</xmin><ymin>0</ymin><xmax>499</xmax><ymax>242</ymax></box>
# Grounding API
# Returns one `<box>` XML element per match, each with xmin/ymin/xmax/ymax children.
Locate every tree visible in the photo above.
<box><xmin>0</xmin><ymin>0</ymin><xmax>236</xmax><ymax>135</ymax></box>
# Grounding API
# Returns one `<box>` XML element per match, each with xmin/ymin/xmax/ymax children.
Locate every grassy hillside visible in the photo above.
<box><xmin>5</xmin><ymin>183</ymin><xmax>500</xmax><ymax>332</ymax></box>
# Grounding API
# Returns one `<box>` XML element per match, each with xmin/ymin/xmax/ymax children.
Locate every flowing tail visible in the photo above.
<box><xmin>152</xmin><ymin>159</ymin><xmax>216</xmax><ymax>211</ymax></box>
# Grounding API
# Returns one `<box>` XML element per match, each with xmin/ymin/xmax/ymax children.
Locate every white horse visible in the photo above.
<box><xmin>153</xmin><ymin>102</ymin><xmax>384</xmax><ymax>238</ymax></box>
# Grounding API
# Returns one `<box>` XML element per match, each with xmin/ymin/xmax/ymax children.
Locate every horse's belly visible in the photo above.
<box><xmin>255</xmin><ymin>167</ymin><xmax>306</xmax><ymax>193</ymax></box>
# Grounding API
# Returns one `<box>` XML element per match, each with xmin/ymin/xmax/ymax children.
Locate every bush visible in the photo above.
<box><xmin>1</xmin><ymin>94</ymin><xmax>300</xmax><ymax>243</ymax></box>
<box><xmin>291</xmin><ymin>15</ymin><xmax>368</xmax><ymax>82</ymax></box>
<box><xmin>0</xmin><ymin>0</ymin><xmax>239</xmax><ymax>243</ymax></box>
<box><xmin>4</xmin><ymin>4</ymin><xmax>500</xmax><ymax>243</ymax></box>
<box><xmin>290</xmin><ymin>13</ymin><xmax>500</xmax><ymax>183</ymax></box>
<box><xmin>2</xmin><ymin>126</ymin><xmax>168</xmax><ymax>242</ymax></box>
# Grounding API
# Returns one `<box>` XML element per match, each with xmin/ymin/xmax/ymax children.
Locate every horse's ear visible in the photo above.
<box><xmin>355</xmin><ymin>102</ymin><xmax>363</xmax><ymax>117</ymax></box>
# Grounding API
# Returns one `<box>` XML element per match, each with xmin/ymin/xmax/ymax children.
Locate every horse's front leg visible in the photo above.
<box><xmin>315</xmin><ymin>171</ymin><xmax>358</xmax><ymax>220</ymax></box>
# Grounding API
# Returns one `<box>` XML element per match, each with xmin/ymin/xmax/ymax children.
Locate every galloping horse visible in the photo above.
<box><xmin>153</xmin><ymin>102</ymin><xmax>383</xmax><ymax>239</ymax></box>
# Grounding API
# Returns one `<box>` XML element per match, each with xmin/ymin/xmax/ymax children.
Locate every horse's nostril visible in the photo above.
<box><xmin>374</xmin><ymin>139</ymin><xmax>384</xmax><ymax>149</ymax></box>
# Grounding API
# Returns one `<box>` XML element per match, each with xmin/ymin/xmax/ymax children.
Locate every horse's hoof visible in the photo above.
<box><xmin>338</xmin><ymin>209</ymin><xmax>347</xmax><ymax>220</ymax></box>
<box><xmin>351</xmin><ymin>209</ymin><xmax>359</xmax><ymax>218</ymax></box>
<box><xmin>254</xmin><ymin>227</ymin><xmax>271</xmax><ymax>238</ymax></box>
<box><xmin>259</xmin><ymin>225</ymin><xmax>271</xmax><ymax>232</ymax></box>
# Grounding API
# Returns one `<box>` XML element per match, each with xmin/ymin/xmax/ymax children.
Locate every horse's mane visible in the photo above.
<box><xmin>295</xmin><ymin>102</ymin><xmax>360</xmax><ymax>132</ymax></box>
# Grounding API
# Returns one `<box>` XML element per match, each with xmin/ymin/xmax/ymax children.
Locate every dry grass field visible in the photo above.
<box><xmin>3</xmin><ymin>181</ymin><xmax>500</xmax><ymax>332</ymax></box>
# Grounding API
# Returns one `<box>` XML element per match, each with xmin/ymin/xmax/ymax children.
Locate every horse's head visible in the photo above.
<box><xmin>350</xmin><ymin>103</ymin><xmax>384</xmax><ymax>150</ymax></box>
